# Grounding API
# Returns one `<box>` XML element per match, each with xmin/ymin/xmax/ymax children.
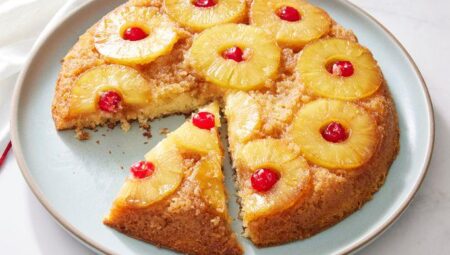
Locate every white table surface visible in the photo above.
<box><xmin>1</xmin><ymin>0</ymin><xmax>449</xmax><ymax>254</ymax></box>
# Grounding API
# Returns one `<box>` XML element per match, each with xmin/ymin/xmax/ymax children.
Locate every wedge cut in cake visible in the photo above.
<box><xmin>104</xmin><ymin>102</ymin><xmax>242</xmax><ymax>255</ymax></box>
<box><xmin>53</xmin><ymin>0</ymin><xmax>400</xmax><ymax>252</ymax></box>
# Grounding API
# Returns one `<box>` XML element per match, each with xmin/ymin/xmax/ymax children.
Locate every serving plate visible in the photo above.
<box><xmin>11</xmin><ymin>0</ymin><xmax>434</xmax><ymax>254</ymax></box>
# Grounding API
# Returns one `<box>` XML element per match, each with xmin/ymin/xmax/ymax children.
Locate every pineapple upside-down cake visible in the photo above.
<box><xmin>52</xmin><ymin>0</ymin><xmax>399</xmax><ymax>254</ymax></box>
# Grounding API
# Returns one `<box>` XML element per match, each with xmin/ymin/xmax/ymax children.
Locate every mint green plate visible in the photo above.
<box><xmin>11</xmin><ymin>0</ymin><xmax>434</xmax><ymax>254</ymax></box>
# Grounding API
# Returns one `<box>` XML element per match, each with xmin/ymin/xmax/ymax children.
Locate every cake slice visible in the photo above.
<box><xmin>104</xmin><ymin>102</ymin><xmax>242</xmax><ymax>255</ymax></box>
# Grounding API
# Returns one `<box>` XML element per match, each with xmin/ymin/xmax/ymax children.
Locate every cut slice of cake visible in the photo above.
<box><xmin>104</xmin><ymin>102</ymin><xmax>242</xmax><ymax>255</ymax></box>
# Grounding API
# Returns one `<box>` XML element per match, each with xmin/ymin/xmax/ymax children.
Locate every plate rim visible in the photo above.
<box><xmin>10</xmin><ymin>0</ymin><xmax>435</xmax><ymax>254</ymax></box>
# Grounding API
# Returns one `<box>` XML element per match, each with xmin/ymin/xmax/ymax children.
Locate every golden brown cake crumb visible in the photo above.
<box><xmin>159</xmin><ymin>128</ymin><xmax>170</xmax><ymax>135</ymax></box>
<box><xmin>75</xmin><ymin>129</ymin><xmax>89</xmax><ymax>140</ymax></box>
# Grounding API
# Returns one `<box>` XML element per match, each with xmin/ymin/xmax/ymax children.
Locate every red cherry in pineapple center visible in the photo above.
<box><xmin>193</xmin><ymin>0</ymin><xmax>217</xmax><ymax>8</ymax></box>
<box><xmin>222</xmin><ymin>46</ymin><xmax>244</xmax><ymax>62</ymax></box>
<box><xmin>329</xmin><ymin>61</ymin><xmax>354</xmax><ymax>77</ymax></box>
<box><xmin>251</xmin><ymin>168</ymin><xmax>280</xmax><ymax>192</ymax></box>
<box><xmin>123</xmin><ymin>27</ymin><xmax>148</xmax><ymax>41</ymax></box>
<box><xmin>130</xmin><ymin>161</ymin><xmax>155</xmax><ymax>179</ymax></box>
<box><xmin>321</xmin><ymin>121</ymin><xmax>349</xmax><ymax>143</ymax></box>
<box><xmin>192</xmin><ymin>111</ymin><xmax>216</xmax><ymax>130</ymax></box>
<box><xmin>276</xmin><ymin>6</ymin><xmax>301</xmax><ymax>22</ymax></box>
<box><xmin>99</xmin><ymin>91</ymin><xmax>122</xmax><ymax>113</ymax></box>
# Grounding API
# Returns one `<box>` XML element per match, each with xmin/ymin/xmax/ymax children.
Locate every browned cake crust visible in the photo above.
<box><xmin>104</xmin><ymin>173</ymin><xmax>242</xmax><ymax>255</ymax></box>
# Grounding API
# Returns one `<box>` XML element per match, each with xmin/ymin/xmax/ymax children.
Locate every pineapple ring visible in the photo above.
<box><xmin>291</xmin><ymin>99</ymin><xmax>379</xmax><ymax>169</ymax></box>
<box><xmin>68</xmin><ymin>65</ymin><xmax>151</xmax><ymax>117</ymax></box>
<box><xmin>164</xmin><ymin>0</ymin><xmax>246</xmax><ymax>32</ymax></box>
<box><xmin>297</xmin><ymin>38</ymin><xmax>383</xmax><ymax>100</ymax></box>
<box><xmin>225</xmin><ymin>91</ymin><xmax>262</xmax><ymax>143</ymax></box>
<box><xmin>192</xmin><ymin>154</ymin><xmax>227</xmax><ymax>214</ymax></box>
<box><xmin>236</xmin><ymin>138</ymin><xmax>311</xmax><ymax>222</ymax></box>
<box><xmin>94</xmin><ymin>6</ymin><xmax>179</xmax><ymax>65</ymax></box>
<box><xmin>250</xmin><ymin>0</ymin><xmax>331</xmax><ymax>49</ymax></box>
<box><xmin>115</xmin><ymin>139</ymin><xmax>185</xmax><ymax>207</ymax></box>
<box><xmin>169</xmin><ymin>102</ymin><xmax>222</xmax><ymax>155</ymax></box>
<box><xmin>169</xmin><ymin>122</ymin><xmax>221</xmax><ymax>155</ymax></box>
<box><xmin>189</xmin><ymin>24</ymin><xmax>281</xmax><ymax>91</ymax></box>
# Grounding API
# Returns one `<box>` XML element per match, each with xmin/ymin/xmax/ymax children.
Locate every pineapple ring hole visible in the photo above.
<box><xmin>319</xmin><ymin>121</ymin><xmax>351</xmax><ymax>143</ymax></box>
<box><xmin>119</xmin><ymin>23</ymin><xmax>150</xmax><ymax>41</ymax></box>
<box><xmin>325</xmin><ymin>58</ymin><xmax>355</xmax><ymax>77</ymax></box>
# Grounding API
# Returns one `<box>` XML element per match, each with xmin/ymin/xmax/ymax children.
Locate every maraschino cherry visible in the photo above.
<box><xmin>123</xmin><ymin>27</ymin><xmax>148</xmax><ymax>41</ymax></box>
<box><xmin>277</xmin><ymin>6</ymin><xmax>301</xmax><ymax>22</ymax></box>
<box><xmin>251</xmin><ymin>168</ymin><xmax>280</xmax><ymax>192</ymax></box>
<box><xmin>322</xmin><ymin>122</ymin><xmax>349</xmax><ymax>143</ymax></box>
<box><xmin>192</xmin><ymin>111</ymin><xmax>216</xmax><ymax>130</ymax></box>
<box><xmin>130</xmin><ymin>161</ymin><xmax>155</xmax><ymax>179</ymax></box>
<box><xmin>193</xmin><ymin>0</ymin><xmax>217</xmax><ymax>8</ymax></box>
<box><xmin>329</xmin><ymin>61</ymin><xmax>354</xmax><ymax>77</ymax></box>
<box><xmin>99</xmin><ymin>91</ymin><xmax>122</xmax><ymax>113</ymax></box>
<box><xmin>222</xmin><ymin>46</ymin><xmax>244</xmax><ymax>62</ymax></box>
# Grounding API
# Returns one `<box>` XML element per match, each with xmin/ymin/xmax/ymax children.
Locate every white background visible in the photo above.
<box><xmin>0</xmin><ymin>0</ymin><xmax>449</xmax><ymax>254</ymax></box>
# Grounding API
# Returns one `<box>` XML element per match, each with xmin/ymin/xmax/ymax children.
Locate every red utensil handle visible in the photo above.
<box><xmin>0</xmin><ymin>141</ymin><xmax>12</xmax><ymax>167</ymax></box>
